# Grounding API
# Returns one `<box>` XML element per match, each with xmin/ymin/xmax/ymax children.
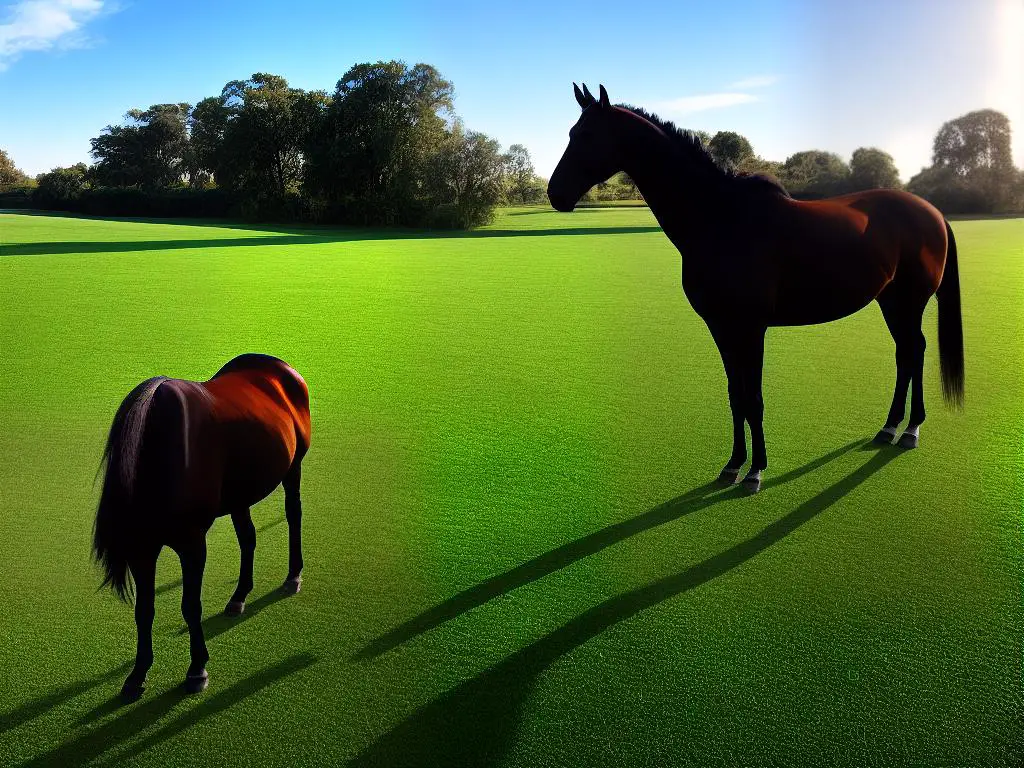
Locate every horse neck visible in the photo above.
<box><xmin>617</xmin><ymin>119</ymin><xmax>719</xmax><ymax>250</ymax></box>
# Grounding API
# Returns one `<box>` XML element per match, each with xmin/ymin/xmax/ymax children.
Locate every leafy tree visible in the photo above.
<box><xmin>502</xmin><ymin>144</ymin><xmax>536</xmax><ymax>204</ymax></box>
<box><xmin>933</xmin><ymin>109</ymin><xmax>1014</xmax><ymax>177</ymax></box>
<box><xmin>849</xmin><ymin>147</ymin><xmax>901</xmax><ymax>190</ymax></box>
<box><xmin>735</xmin><ymin>155</ymin><xmax>785</xmax><ymax>183</ymax></box>
<box><xmin>218</xmin><ymin>74</ymin><xmax>327</xmax><ymax>204</ymax></box>
<box><xmin>426</xmin><ymin>122</ymin><xmax>506</xmax><ymax>227</ymax></box>
<box><xmin>187</xmin><ymin>96</ymin><xmax>231</xmax><ymax>187</ymax></box>
<box><xmin>90</xmin><ymin>104</ymin><xmax>191</xmax><ymax>188</ymax></box>
<box><xmin>782</xmin><ymin>150</ymin><xmax>851</xmax><ymax>197</ymax></box>
<box><xmin>34</xmin><ymin>163</ymin><xmax>88</xmax><ymax>207</ymax></box>
<box><xmin>307</xmin><ymin>61</ymin><xmax>453</xmax><ymax>225</ymax></box>
<box><xmin>0</xmin><ymin>149</ymin><xmax>28</xmax><ymax>188</ymax></box>
<box><xmin>910</xmin><ymin>109</ymin><xmax>1018</xmax><ymax>213</ymax></box>
<box><xmin>708</xmin><ymin>131</ymin><xmax>754</xmax><ymax>169</ymax></box>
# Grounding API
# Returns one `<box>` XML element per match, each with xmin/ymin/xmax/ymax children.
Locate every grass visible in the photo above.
<box><xmin>0</xmin><ymin>207</ymin><xmax>1020</xmax><ymax>767</ymax></box>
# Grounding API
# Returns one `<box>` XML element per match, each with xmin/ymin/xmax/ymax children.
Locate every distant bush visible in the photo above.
<box><xmin>0</xmin><ymin>183</ymin><xmax>36</xmax><ymax>209</ymax></box>
<box><xmin>31</xmin><ymin>182</ymin><xmax>235</xmax><ymax>219</ymax></box>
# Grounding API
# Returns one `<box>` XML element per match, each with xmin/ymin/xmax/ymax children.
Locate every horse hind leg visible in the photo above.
<box><xmin>282</xmin><ymin>461</ymin><xmax>304</xmax><ymax>594</ymax></box>
<box><xmin>876</xmin><ymin>292</ymin><xmax>927</xmax><ymax>448</ymax></box>
<box><xmin>900</xmin><ymin>324</ymin><xmax>927</xmax><ymax>448</ymax></box>
<box><xmin>225</xmin><ymin>508</ymin><xmax>256</xmax><ymax>616</ymax></box>
<box><xmin>121</xmin><ymin>548</ymin><xmax>159</xmax><ymax>700</ymax></box>
<box><xmin>177</xmin><ymin>531</ymin><xmax>210</xmax><ymax>693</ymax></box>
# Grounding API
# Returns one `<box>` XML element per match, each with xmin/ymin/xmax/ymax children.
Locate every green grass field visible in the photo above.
<box><xmin>0</xmin><ymin>207</ymin><xmax>1020</xmax><ymax>767</ymax></box>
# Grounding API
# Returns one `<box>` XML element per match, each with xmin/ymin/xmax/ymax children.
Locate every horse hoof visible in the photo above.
<box><xmin>741</xmin><ymin>472</ymin><xmax>762</xmax><ymax>494</ymax></box>
<box><xmin>120</xmin><ymin>680</ymin><xmax>146</xmax><ymax>701</ymax></box>
<box><xmin>184</xmin><ymin>671</ymin><xmax>209</xmax><ymax>694</ymax></box>
<box><xmin>897</xmin><ymin>432</ymin><xmax>919</xmax><ymax>449</ymax></box>
<box><xmin>873</xmin><ymin>429</ymin><xmax>896</xmax><ymax>445</ymax></box>
<box><xmin>717</xmin><ymin>468</ymin><xmax>740</xmax><ymax>485</ymax></box>
<box><xmin>224</xmin><ymin>601</ymin><xmax>245</xmax><ymax>617</ymax></box>
<box><xmin>282</xmin><ymin>577</ymin><xmax>302</xmax><ymax>595</ymax></box>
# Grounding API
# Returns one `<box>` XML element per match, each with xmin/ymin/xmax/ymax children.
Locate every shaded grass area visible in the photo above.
<box><xmin>0</xmin><ymin>209</ymin><xmax>1020</xmax><ymax>767</ymax></box>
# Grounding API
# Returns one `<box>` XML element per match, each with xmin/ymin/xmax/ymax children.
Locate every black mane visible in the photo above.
<box><xmin>619</xmin><ymin>105</ymin><xmax>790</xmax><ymax>198</ymax></box>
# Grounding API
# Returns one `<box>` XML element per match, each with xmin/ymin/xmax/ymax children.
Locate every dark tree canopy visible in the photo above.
<box><xmin>305</xmin><ymin>61</ymin><xmax>455</xmax><ymax>224</ymax></box>
<box><xmin>849</xmin><ymin>147</ymin><xmax>902</xmax><ymax>191</ymax></box>
<box><xmin>90</xmin><ymin>104</ymin><xmax>191</xmax><ymax>188</ymax></box>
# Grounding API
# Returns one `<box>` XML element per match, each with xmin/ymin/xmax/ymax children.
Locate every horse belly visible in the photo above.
<box><xmin>219</xmin><ymin>419</ymin><xmax>296</xmax><ymax>509</ymax></box>
<box><xmin>772</xmin><ymin>252</ymin><xmax>890</xmax><ymax>326</ymax></box>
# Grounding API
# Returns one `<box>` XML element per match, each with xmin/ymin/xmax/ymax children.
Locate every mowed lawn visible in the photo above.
<box><xmin>0</xmin><ymin>207</ymin><xmax>1020</xmax><ymax>767</ymax></box>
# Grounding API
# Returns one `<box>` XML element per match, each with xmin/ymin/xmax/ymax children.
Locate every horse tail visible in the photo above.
<box><xmin>93</xmin><ymin>376</ymin><xmax>175</xmax><ymax>602</ymax></box>
<box><xmin>937</xmin><ymin>219</ymin><xmax>965</xmax><ymax>409</ymax></box>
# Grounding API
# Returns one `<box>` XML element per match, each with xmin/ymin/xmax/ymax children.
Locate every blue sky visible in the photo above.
<box><xmin>1</xmin><ymin>0</ymin><xmax>1021</xmax><ymax>180</ymax></box>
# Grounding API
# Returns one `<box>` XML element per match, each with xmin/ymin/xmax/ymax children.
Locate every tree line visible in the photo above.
<box><xmin>2</xmin><ymin>83</ymin><xmax>1021</xmax><ymax>222</ymax></box>
<box><xmin>1</xmin><ymin>62</ymin><xmax>547</xmax><ymax>228</ymax></box>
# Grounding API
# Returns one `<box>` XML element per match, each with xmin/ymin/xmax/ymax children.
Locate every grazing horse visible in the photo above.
<box><xmin>92</xmin><ymin>353</ymin><xmax>311</xmax><ymax>698</ymax></box>
<box><xmin>548</xmin><ymin>84</ymin><xmax>964</xmax><ymax>492</ymax></box>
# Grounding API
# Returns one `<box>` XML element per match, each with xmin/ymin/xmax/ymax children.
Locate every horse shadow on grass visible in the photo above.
<box><xmin>0</xmin><ymin>662</ymin><xmax>132</xmax><ymax>736</ymax></box>
<box><xmin>19</xmin><ymin>653</ymin><xmax>317</xmax><ymax>768</ymax></box>
<box><xmin>0</xmin><ymin>226</ymin><xmax>664</xmax><ymax>257</ymax></box>
<box><xmin>175</xmin><ymin>586</ymin><xmax>293</xmax><ymax>643</ymax></box>
<box><xmin>349</xmin><ymin>446</ymin><xmax>902</xmax><ymax>766</ymax></box>
<box><xmin>355</xmin><ymin>439</ymin><xmax>864</xmax><ymax>660</ymax></box>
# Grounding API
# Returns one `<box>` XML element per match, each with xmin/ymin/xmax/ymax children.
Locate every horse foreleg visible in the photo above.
<box><xmin>739</xmin><ymin>329</ymin><xmax>768</xmax><ymax>493</ymax></box>
<box><xmin>121</xmin><ymin>548</ymin><xmax>159</xmax><ymax>700</ymax></box>
<box><xmin>225</xmin><ymin>509</ymin><xmax>255</xmax><ymax>616</ymax></box>
<box><xmin>282</xmin><ymin>462</ymin><xmax>304</xmax><ymax>594</ymax></box>
<box><xmin>717</xmin><ymin>347</ymin><xmax>747</xmax><ymax>484</ymax></box>
<box><xmin>178</xmin><ymin>532</ymin><xmax>209</xmax><ymax>693</ymax></box>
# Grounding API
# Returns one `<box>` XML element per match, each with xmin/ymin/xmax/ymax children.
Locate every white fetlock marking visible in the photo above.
<box><xmin>880</xmin><ymin>426</ymin><xmax>898</xmax><ymax>438</ymax></box>
<box><xmin>903</xmin><ymin>425</ymin><xmax>920</xmax><ymax>438</ymax></box>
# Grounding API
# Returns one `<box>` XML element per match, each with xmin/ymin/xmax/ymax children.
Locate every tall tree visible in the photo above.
<box><xmin>0</xmin><ymin>148</ymin><xmax>28</xmax><ymax>188</ymax></box>
<box><xmin>502</xmin><ymin>144</ymin><xmax>536</xmax><ymax>204</ymax></box>
<box><xmin>90</xmin><ymin>104</ymin><xmax>191</xmax><ymax>187</ymax></box>
<box><xmin>307</xmin><ymin>60</ymin><xmax>453</xmax><ymax>224</ymax></box>
<box><xmin>427</xmin><ymin>122</ymin><xmax>506</xmax><ymax>227</ymax></box>
<box><xmin>708</xmin><ymin>131</ymin><xmax>754</xmax><ymax>169</ymax></box>
<box><xmin>217</xmin><ymin>74</ymin><xmax>328</xmax><ymax>202</ymax></box>
<box><xmin>849</xmin><ymin>147</ymin><xmax>901</xmax><ymax>191</ymax></box>
<box><xmin>933</xmin><ymin>109</ymin><xmax>1014</xmax><ymax>177</ymax></box>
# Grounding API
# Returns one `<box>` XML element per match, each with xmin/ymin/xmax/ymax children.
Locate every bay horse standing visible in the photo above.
<box><xmin>93</xmin><ymin>353</ymin><xmax>311</xmax><ymax>698</ymax></box>
<box><xmin>548</xmin><ymin>84</ymin><xmax>964</xmax><ymax>492</ymax></box>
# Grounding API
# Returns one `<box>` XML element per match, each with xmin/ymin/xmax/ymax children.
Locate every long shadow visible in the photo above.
<box><xmin>0</xmin><ymin>663</ymin><xmax>131</xmax><ymax>735</ymax></box>
<box><xmin>95</xmin><ymin>653</ymin><xmax>318</xmax><ymax>767</ymax></box>
<box><xmin>1</xmin><ymin>226</ymin><xmax>663</xmax><ymax>257</ymax></box>
<box><xmin>19</xmin><ymin>654</ymin><xmax>317</xmax><ymax>768</ymax></box>
<box><xmin>256</xmin><ymin>516</ymin><xmax>285</xmax><ymax>534</ymax></box>
<box><xmin>355</xmin><ymin>440</ymin><xmax>863</xmax><ymax>660</ymax></box>
<box><xmin>349</xmin><ymin>447</ymin><xmax>902</xmax><ymax>767</ymax></box>
<box><xmin>177</xmin><ymin>587</ymin><xmax>293</xmax><ymax>643</ymax></box>
<box><xmin>154</xmin><ymin>578</ymin><xmax>183</xmax><ymax>597</ymax></box>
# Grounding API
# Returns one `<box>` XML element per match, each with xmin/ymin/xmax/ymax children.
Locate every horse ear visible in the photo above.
<box><xmin>581</xmin><ymin>83</ymin><xmax>596</xmax><ymax>105</ymax></box>
<box><xmin>599</xmin><ymin>84</ymin><xmax>610</xmax><ymax>109</ymax></box>
<box><xmin>573</xmin><ymin>83</ymin><xmax>588</xmax><ymax>109</ymax></box>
